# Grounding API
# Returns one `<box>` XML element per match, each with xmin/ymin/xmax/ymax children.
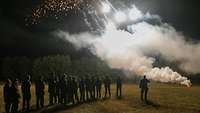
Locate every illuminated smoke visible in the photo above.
<box><xmin>57</xmin><ymin>20</ymin><xmax>196</xmax><ymax>87</ymax></box>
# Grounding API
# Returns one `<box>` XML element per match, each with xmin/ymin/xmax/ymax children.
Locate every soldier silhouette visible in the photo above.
<box><xmin>79</xmin><ymin>77</ymin><xmax>86</xmax><ymax>102</ymax></box>
<box><xmin>35</xmin><ymin>76</ymin><xmax>45</xmax><ymax>109</ymax></box>
<box><xmin>72</xmin><ymin>77</ymin><xmax>79</xmax><ymax>104</ymax></box>
<box><xmin>116</xmin><ymin>76</ymin><xmax>122</xmax><ymax>98</ymax></box>
<box><xmin>85</xmin><ymin>76</ymin><xmax>90</xmax><ymax>101</ymax></box>
<box><xmin>3</xmin><ymin>79</ymin><xmax>12</xmax><ymax>113</ymax></box>
<box><xmin>95</xmin><ymin>77</ymin><xmax>102</xmax><ymax>99</ymax></box>
<box><xmin>104</xmin><ymin>76</ymin><xmax>111</xmax><ymax>98</ymax></box>
<box><xmin>91</xmin><ymin>76</ymin><xmax>96</xmax><ymax>100</ymax></box>
<box><xmin>48</xmin><ymin>73</ymin><xmax>57</xmax><ymax>105</ymax></box>
<box><xmin>11</xmin><ymin>79</ymin><xmax>20</xmax><ymax>113</ymax></box>
<box><xmin>59</xmin><ymin>74</ymin><xmax>69</xmax><ymax>104</ymax></box>
<box><xmin>21</xmin><ymin>75</ymin><xmax>31</xmax><ymax>111</ymax></box>
<box><xmin>139</xmin><ymin>75</ymin><xmax>150</xmax><ymax>102</ymax></box>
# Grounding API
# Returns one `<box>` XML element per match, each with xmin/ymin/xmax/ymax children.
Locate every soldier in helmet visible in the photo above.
<box><xmin>3</xmin><ymin>78</ymin><xmax>12</xmax><ymax>113</ymax></box>
<box><xmin>139</xmin><ymin>75</ymin><xmax>150</xmax><ymax>102</ymax></box>
<box><xmin>21</xmin><ymin>75</ymin><xmax>31</xmax><ymax>111</ymax></box>
<box><xmin>35</xmin><ymin>76</ymin><xmax>45</xmax><ymax>109</ymax></box>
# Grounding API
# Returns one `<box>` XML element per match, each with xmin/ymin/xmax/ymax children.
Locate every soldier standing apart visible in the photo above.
<box><xmin>3</xmin><ymin>79</ymin><xmax>12</xmax><ymax>113</ymax></box>
<box><xmin>104</xmin><ymin>76</ymin><xmax>111</xmax><ymax>98</ymax></box>
<box><xmin>139</xmin><ymin>75</ymin><xmax>150</xmax><ymax>102</ymax></box>
<box><xmin>35</xmin><ymin>77</ymin><xmax>45</xmax><ymax>109</ymax></box>
<box><xmin>116</xmin><ymin>76</ymin><xmax>122</xmax><ymax>99</ymax></box>
<box><xmin>11</xmin><ymin>79</ymin><xmax>20</xmax><ymax>113</ymax></box>
<box><xmin>21</xmin><ymin>75</ymin><xmax>31</xmax><ymax>112</ymax></box>
<box><xmin>95</xmin><ymin>77</ymin><xmax>102</xmax><ymax>99</ymax></box>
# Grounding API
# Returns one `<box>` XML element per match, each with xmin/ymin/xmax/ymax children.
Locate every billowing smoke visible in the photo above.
<box><xmin>55</xmin><ymin>4</ymin><xmax>200</xmax><ymax>87</ymax></box>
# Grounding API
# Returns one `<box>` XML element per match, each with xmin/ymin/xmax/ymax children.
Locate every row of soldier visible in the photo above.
<box><xmin>3</xmin><ymin>74</ymin><xmax>122</xmax><ymax>113</ymax></box>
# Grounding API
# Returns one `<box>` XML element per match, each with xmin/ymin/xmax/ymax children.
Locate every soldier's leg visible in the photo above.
<box><xmin>49</xmin><ymin>93</ymin><xmax>53</xmax><ymax>105</ymax></box>
<box><xmin>5</xmin><ymin>102</ymin><xmax>11</xmax><ymax>113</ymax></box>
<box><xmin>144</xmin><ymin>88</ymin><xmax>148</xmax><ymax>101</ymax></box>
<box><xmin>27</xmin><ymin>96</ymin><xmax>31</xmax><ymax>111</ymax></box>
<box><xmin>22</xmin><ymin>95</ymin><xmax>25</xmax><ymax>110</ymax></box>
<box><xmin>141</xmin><ymin>89</ymin><xmax>144</xmax><ymax>101</ymax></box>
<box><xmin>116</xmin><ymin>86</ymin><xmax>119</xmax><ymax>97</ymax></box>
<box><xmin>75</xmin><ymin>91</ymin><xmax>79</xmax><ymax>103</ymax></box>
<box><xmin>41</xmin><ymin>94</ymin><xmax>44</xmax><ymax>107</ymax></box>
<box><xmin>108</xmin><ymin>85</ymin><xmax>111</xmax><ymax>97</ymax></box>
<box><xmin>36</xmin><ymin>95</ymin><xmax>39</xmax><ymax>109</ymax></box>
<box><xmin>104</xmin><ymin>86</ymin><xmax>107</xmax><ymax>97</ymax></box>
<box><xmin>120</xmin><ymin>86</ymin><xmax>122</xmax><ymax>97</ymax></box>
<box><xmin>99</xmin><ymin>88</ymin><xmax>101</xmax><ymax>98</ymax></box>
<box><xmin>96</xmin><ymin>88</ymin><xmax>99</xmax><ymax>99</ymax></box>
<box><xmin>12</xmin><ymin>102</ymin><xmax>19</xmax><ymax>113</ymax></box>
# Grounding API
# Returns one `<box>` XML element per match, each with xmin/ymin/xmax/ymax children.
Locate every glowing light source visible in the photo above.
<box><xmin>101</xmin><ymin>2</ymin><xmax>111</xmax><ymax>13</ymax></box>
<box><xmin>128</xmin><ymin>6</ymin><xmax>143</xmax><ymax>21</ymax></box>
<box><xmin>114</xmin><ymin>11</ymin><xmax>127</xmax><ymax>23</ymax></box>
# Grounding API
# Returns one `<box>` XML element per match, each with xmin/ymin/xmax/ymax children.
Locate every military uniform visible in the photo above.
<box><xmin>11</xmin><ymin>79</ymin><xmax>20</xmax><ymax>113</ymax></box>
<box><xmin>139</xmin><ymin>76</ymin><xmax>150</xmax><ymax>101</ymax></box>
<box><xmin>116</xmin><ymin>76</ymin><xmax>122</xmax><ymax>98</ymax></box>
<box><xmin>95</xmin><ymin>77</ymin><xmax>102</xmax><ymax>99</ymax></box>
<box><xmin>35</xmin><ymin>77</ymin><xmax>45</xmax><ymax>109</ymax></box>
<box><xmin>21</xmin><ymin>76</ymin><xmax>31</xmax><ymax>111</ymax></box>
<box><xmin>3</xmin><ymin>79</ymin><xmax>12</xmax><ymax>113</ymax></box>
<box><xmin>104</xmin><ymin>76</ymin><xmax>111</xmax><ymax>98</ymax></box>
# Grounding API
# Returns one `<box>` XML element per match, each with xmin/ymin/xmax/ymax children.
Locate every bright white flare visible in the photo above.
<box><xmin>101</xmin><ymin>2</ymin><xmax>111</xmax><ymax>13</ymax></box>
<box><xmin>114</xmin><ymin>11</ymin><xmax>127</xmax><ymax>23</ymax></box>
<box><xmin>128</xmin><ymin>6</ymin><xmax>143</xmax><ymax>21</ymax></box>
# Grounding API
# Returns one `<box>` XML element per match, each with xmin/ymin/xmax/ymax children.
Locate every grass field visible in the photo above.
<box><xmin>0</xmin><ymin>83</ymin><xmax>200</xmax><ymax>113</ymax></box>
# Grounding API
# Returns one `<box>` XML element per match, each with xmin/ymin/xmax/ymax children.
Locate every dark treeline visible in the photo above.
<box><xmin>0</xmin><ymin>55</ymin><xmax>125</xmax><ymax>82</ymax></box>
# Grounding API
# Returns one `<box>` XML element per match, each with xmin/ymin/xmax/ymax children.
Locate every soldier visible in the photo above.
<box><xmin>95</xmin><ymin>77</ymin><xmax>102</xmax><ymax>99</ymax></box>
<box><xmin>116</xmin><ymin>76</ymin><xmax>122</xmax><ymax>98</ymax></box>
<box><xmin>91</xmin><ymin>76</ymin><xmax>96</xmax><ymax>100</ymax></box>
<box><xmin>68</xmin><ymin>76</ymin><xmax>74</xmax><ymax>104</ymax></box>
<box><xmin>85</xmin><ymin>76</ymin><xmax>90</xmax><ymax>101</ymax></box>
<box><xmin>139</xmin><ymin>75</ymin><xmax>150</xmax><ymax>102</ymax></box>
<box><xmin>21</xmin><ymin>75</ymin><xmax>31</xmax><ymax>111</ymax></box>
<box><xmin>60</xmin><ymin>74</ymin><xmax>67</xmax><ymax>104</ymax></box>
<box><xmin>11</xmin><ymin>79</ymin><xmax>20</xmax><ymax>113</ymax></box>
<box><xmin>35</xmin><ymin>76</ymin><xmax>45</xmax><ymax>109</ymax></box>
<box><xmin>79</xmin><ymin>77</ymin><xmax>86</xmax><ymax>102</ymax></box>
<box><xmin>55</xmin><ymin>76</ymin><xmax>60</xmax><ymax>103</ymax></box>
<box><xmin>72</xmin><ymin>77</ymin><xmax>79</xmax><ymax>104</ymax></box>
<box><xmin>3</xmin><ymin>79</ymin><xmax>12</xmax><ymax>113</ymax></box>
<box><xmin>104</xmin><ymin>76</ymin><xmax>111</xmax><ymax>98</ymax></box>
<box><xmin>48</xmin><ymin>74</ymin><xmax>57</xmax><ymax>105</ymax></box>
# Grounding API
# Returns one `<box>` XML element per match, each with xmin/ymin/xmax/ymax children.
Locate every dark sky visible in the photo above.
<box><xmin>0</xmin><ymin>0</ymin><xmax>200</xmax><ymax>57</ymax></box>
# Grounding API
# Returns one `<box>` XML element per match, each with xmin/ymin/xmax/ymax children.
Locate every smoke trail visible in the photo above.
<box><xmin>57</xmin><ymin>21</ymin><xmax>195</xmax><ymax>87</ymax></box>
<box><xmin>55</xmin><ymin>4</ymin><xmax>200</xmax><ymax>87</ymax></box>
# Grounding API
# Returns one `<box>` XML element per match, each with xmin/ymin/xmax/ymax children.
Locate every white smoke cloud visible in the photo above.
<box><xmin>55</xmin><ymin>4</ymin><xmax>200</xmax><ymax>87</ymax></box>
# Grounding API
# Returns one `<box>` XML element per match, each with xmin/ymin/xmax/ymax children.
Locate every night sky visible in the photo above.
<box><xmin>0</xmin><ymin>0</ymin><xmax>199</xmax><ymax>57</ymax></box>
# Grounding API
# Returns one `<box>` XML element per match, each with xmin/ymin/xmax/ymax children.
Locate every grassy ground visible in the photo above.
<box><xmin>0</xmin><ymin>83</ymin><xmax>200</xmax><ymax>113</ymax></box>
